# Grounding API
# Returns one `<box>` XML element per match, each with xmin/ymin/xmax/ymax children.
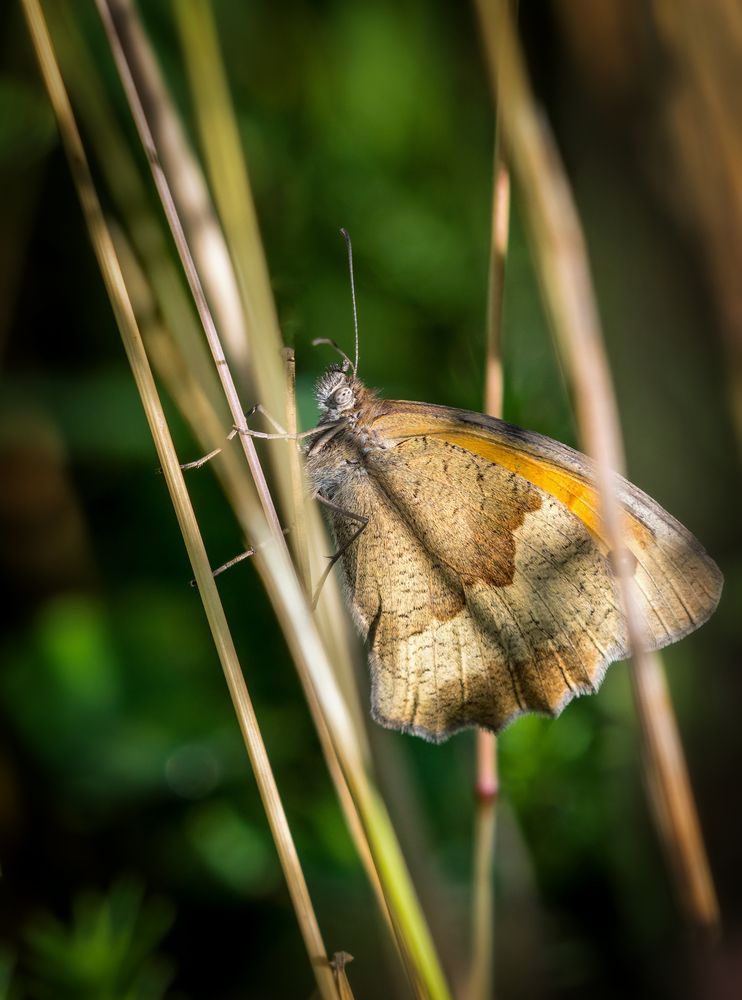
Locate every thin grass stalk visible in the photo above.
<box><xmin>109</xmin><ymin>226</ymin><xmax>244</xmax><ymax>504</ymax></box>
<box><xmin>170</xmin><ymin>0</ymin><xmax>288</xmax><ymax>443</ymax></box>
<box><xmin>165</xmin><ymin>0</ymin><xmax>407</xmax><ymax>959</ymax></box>
<box><xmin>166</xmin><ymin>6</ymin><xmax>405</xmax><ymax>944</ymax></box>
<box><xmin>95</xmin><ymin>0</ymin><xmax>286</xmax><ymax>553</ymax></box>
<box><xmin>170</xmin><ymin>0</ymin><xmax>368</xmax><ymax>735</ymax></box>
<box><xmin>282</xmin><ymin>345</ymin><xmax>402</xmax><ymax>957</ymax></box>
<box><xmin>51</xmin><ymin>2</ymin><xmax>365</xmax><ymax>749</ymax></box>
<box><xmin>109</xmin><ymin>161</ymin><xmax>435</xmax><ymax>1000</ymax></box>
<box><xmin>18</xmin><ymin>5</ymin><xmax>339</xmax><ymax>995</ymax></box>
<box><xmin>114</xmin><ymin>222</ymin><xmax>403</xmax><ymax>966</ymax></box>
<box><xmin>474</xmin><ymin>0</ymin><xmax>719</xmax><ymax>932</ymax></box>
<box><xmin>282</xmin><ymin>348</ymin><xmax>312</xmax><ymax>589</ymax></box>
<box><xmin>91</xmin><ymin>2</ymin><xmax>453</xmax><ymax>993</ymax></box>
<box><xmin>101</xmin><ymin>0</ymin><xmax>252</xmax><ymax>391</ymax></box>
<box><xmin>468</xmin><ymin>739</ymin><xmax>497</xmax><ymax>1000</ymax></box>
<box><xmin>469</xmin><ymin>118</ymin><xmax>511</xmax><ymax>1000</ymax></box>
<box><xmin>484</xmin><ymin>134</ymin><xmax>510</xmax><ymax>422</ymax></box>
<box><xmin>115</xmin><ymin>216</ymin><xmax>405</xmax><ymax>974</ymax></box>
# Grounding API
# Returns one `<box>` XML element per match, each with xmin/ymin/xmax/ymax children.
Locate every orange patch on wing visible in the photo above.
<box><xmin>369</xmin><ymin>408</ymin><xmax>649</xmax><ymax>562</ymax></box>
<box><xmin>438</xmin><ymin>430</ymin><xmax>651</xmax><ymax>555</ymax></box>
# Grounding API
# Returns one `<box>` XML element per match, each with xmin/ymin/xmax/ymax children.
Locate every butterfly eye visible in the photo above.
<box><xmin>333</xmin><ymin>386</ymin><xmax>353</xmax><ymax>408</ymax></box>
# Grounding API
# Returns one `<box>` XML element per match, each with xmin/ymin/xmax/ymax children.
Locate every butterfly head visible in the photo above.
<box><xmin>315</xmin><ymin>364</ymin><xmax>359</xmax><ymax>422</ymax></box>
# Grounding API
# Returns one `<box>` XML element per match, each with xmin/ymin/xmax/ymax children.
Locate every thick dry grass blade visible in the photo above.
<box><xmin>18</xmin><ymin>4</ymin><xmax>339</xmax><ymax>996</ymax></box>
<box><xmin>98</xmin><ymin>0</ymin><xmax>251</xmax><ymax>392</ymax></box>
<box><xmin>170</xmin><ymin>0</ymin><xmax>368</xmax><ymax>737</ymax></box>
<box><xmin>116</xmin><ymin>0</ymin><xmax>411</xmax><ymax>968</ymax></box>
<box><xmin>171</xmin><ymin>0</ymin><xmax>287</xmax><ymax>434</ymax></box>
<box><xmin>170</xmin><ymin>0</ymin><xmax>368</xmax><ymax>734</ymax></box>
<box><xmin>112</xmin><ymin>223</ymin><xmax>400</xmax><ymax>973</ymax></box>
<box><xmin>83</xmin><ymin>2</ymin><xmax>453</xmax><ymax>994</ymax></box>
<box><xmin>474</xmin><ymin>0</ymin><xmax>719</xmax><ymax>933</ymax></box>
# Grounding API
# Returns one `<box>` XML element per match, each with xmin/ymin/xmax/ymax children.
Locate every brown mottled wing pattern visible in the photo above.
<box><xmin>324</xmin><ymin>435</ymin><xmax>629</xmax><ymax>742</ymax></box>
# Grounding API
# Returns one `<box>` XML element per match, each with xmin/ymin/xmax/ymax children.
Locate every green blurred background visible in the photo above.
<box><xmin>1</xmin><ymin>1</ymin><xmax>740</xmax><ymax>997</ymax></box>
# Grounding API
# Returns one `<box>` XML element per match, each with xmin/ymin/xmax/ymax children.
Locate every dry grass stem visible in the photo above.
<box><xmin>99</xmin><ymin>0</ymin><xmax>251</xmax><ymax>388</ymax></box>
<box><xmin>169</xmin><ymin>0</ymin><xmax>416</xmax><ymax>958</ymax></box>
<box><xmin>86</xmin><ymin>2</ymin><xmax>452</xmax><ymax>993</ymax></box>
<box><xmin>282</xmin><ymin>348</ymin><xmax>312</xmax><ymax>589</ymax></box>
<box><xmin>172</xmin><ymin>0</ymin><xmax>289</xmax><ymax>452</ymax></box>
<box><xmin>484</xmin><ymin>131</ymin><xmax>511</xmax><ymax>421</ymax></box>
<box><xmin>171</xmin><ymin>0</ymin><xmax>367</xmax><ymax>741</ymax></box>
<box><xmin>475</xmin><ymin>0</ymin><xmax>719</xmax><ymax>932</ymax></box>
<box><xmin>469</xmin><ymin>785</ymin><xmax>498</xmax><ymax>1000</ymax></box>
<box><xmin>49</xmin><ymin>3</ymin><xmax>230</xmax><ymax>432</ymax></box>
<box><xmin>94</xmin><ymin>0</ymin><xmax>285</xmax><ymax>551</ymax></box>
<box><xmin>18</xmin><ymin>4</ymin><xmax>340</xmax><ymax>995</ymax></box>
<box><xmin>469</xmin><ymin>104</ymin><xmax>511</xmax><ymax>1000</ymax></box>
<box><xmin>115</xmin><ymin>223</ymin><xmax>401</xmax><ymax>961</ymax></box>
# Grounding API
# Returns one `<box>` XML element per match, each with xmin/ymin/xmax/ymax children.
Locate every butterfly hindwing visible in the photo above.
<box><xmin>324</xmin><ymin>433</ymin><xmax>628</xmax><ymax>741</ymax></box>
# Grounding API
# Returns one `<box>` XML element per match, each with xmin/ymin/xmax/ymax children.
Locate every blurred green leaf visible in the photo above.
<box><xmin>23</xmin><ymin>879</ymin><xmax>174</xmax><ymax>1000</ymax></box>
<box><xmin>186</xmin><ymin>800</ymin><xmax>278</xmax><ymax>895</ymax></box>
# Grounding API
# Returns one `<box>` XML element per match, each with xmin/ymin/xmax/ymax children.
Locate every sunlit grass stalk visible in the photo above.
<box><xmin>115</xmin><ymin>219</ymin><xmax>406</xmax><ymax>982</ymax></box>
<box><xmin>85</xmin><ymin>1</ymin><xmax>452</xmax><ymax>995</ymax></box>
<box><xmin>170</xmin><ymin>0</ymin><xmax>288</xmax><ymax>445</ymax></box>
<box><xmin>469</xmin><ymin>118</ymin><xmax>511</xmax><ymax>1000</ymax></box>
<box><xmin>170</xmin><ymin>0</ymin><xmax>368</xmax><ymax>747</ymax></box>
<box><xmin>106</xmin><ymin>0</ymin><xmax>419</xmax><ymax>978</ymax></box>
<box><xmin>114</xmin><ymin>212</ymin><xmax>405</xmax><ymax>980</ymax></box>
<box><xmin>282</xmin><ymin>348</ymin><xmax>312</xmax><ymax>589</ymax></box>
<box><xmin>97</xmin><ymin>1</ymin><xmax>252</xmax><ymax>392</ymax></box>
<box><xmin>18</xmin><ymin>5</ymin><xmax>340</xmax><ymax>996</ymax></box>
<box><xmin>474</xmin><ymin>0</ymin><xmax>719</xmax><ymax>933</ymax></box>
<box><xmin>484</xmin><ymin>138</ymin><xmax>510</xmax><ymax>423</ymax></box>
<box><xmin>281</xmin><ymin>346</ymin><xmax>403</xmax><ymax>952</ymax></box>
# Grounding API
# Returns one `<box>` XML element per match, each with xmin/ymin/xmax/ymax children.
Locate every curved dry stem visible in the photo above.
<box><xmin>78</xmin><ymin>2</ymin><xmax>453</xmax><ymax>995</ymax></box>
<box><xmin>18</xmin><ymin>5</ymin><xmax>340</xmax><ymax>995</ymax></box>
<box><xmin>474</xmin><ymin>0</ymin><xmax>719</xmax><ymax>933</ymax></box>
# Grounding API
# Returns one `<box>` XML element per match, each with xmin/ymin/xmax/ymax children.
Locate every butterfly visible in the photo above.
<box><xmin>303</xmin><ymin>363</ymin><xmax>723</xmax><ymax>743</ymax></box>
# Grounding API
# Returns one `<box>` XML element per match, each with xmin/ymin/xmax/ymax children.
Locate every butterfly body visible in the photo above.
<box><xmin>306</xmin><ymin>366</ymin><xmax>723</xmax><ymax>742</ymax></box>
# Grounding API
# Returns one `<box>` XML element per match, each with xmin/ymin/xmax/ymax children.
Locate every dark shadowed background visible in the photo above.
<box><xmin>1</xmin><ymin>1</ymin><xmax>740</xmax><ymax>998</ymax></box>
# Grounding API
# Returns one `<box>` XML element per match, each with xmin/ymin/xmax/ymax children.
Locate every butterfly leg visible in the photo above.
<box><xmin>190</xmin><ymin>526</ymin><xmax>291</xmax><ymax>587</ymax></box>
<box><xmin>179</xmin><ymin>432</ymin><xmax>237</xmax><ymax>471</ymax></box>
<box><xmin>311</xmin><ymin>493</ymin><xmax>369</xmax><ymax>609</ymax></box>
<box><xmin>178</xmin><ymin>419</ymin><xmax>250</xmax><ymax>472</ymax></box>
<box><xmin>234</xmin><ymin>423</ymin><xmax>323</xmax><ymax>443</ymax></box>
<box><xmin>178</xmin><ymin>404</ymin><xmax>301</xmax><ymax>472</ymax></box>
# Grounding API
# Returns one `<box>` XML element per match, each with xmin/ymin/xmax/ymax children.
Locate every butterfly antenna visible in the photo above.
<box><xmin>339</xmin><ymin>227</ymin><xmax>359</xmax><ymax>375</ymax></box>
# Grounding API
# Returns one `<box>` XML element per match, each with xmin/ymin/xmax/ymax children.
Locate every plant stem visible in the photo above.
<box><xmin>474</xmin><ymin>0</ymin><xmax>719</xmax><ymax>933</ymax></box>
<box><xmin>469</xmin><ymin>113</ymin><xmax>511</xmax><ymax>1000</ymax></box>
<box><xmin>18</xmin><ymin>5</ymin><xmax>340</xmax><ymax>995</ymax></box>
<box><xmin>90</xmin><ymin>2</ymin><xmax>454</xmax><ymax>993</ymax></box>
